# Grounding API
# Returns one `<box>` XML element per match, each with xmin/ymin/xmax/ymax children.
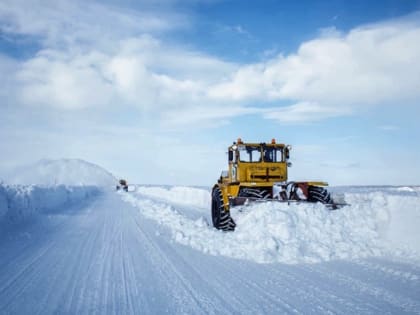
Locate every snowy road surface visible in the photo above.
<box><xmin>1</xmin><ymin>188</ymin><xmax>420</xmax><ymax>314</ymax></box>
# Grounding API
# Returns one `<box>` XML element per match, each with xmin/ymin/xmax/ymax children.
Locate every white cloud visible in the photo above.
<box><xmin>9</xmin><ymin>33</ymin><xmax>235</xmax><ymax>112</ymax></box>
<box><xmin>1</xmin><ymin>1</ymin><xmax>420</xmax><ymax>126</ymax></box>
<box><xmin>0</xmin><ymin>54</ymin><xmax>19</xmax><ymax>100</ymax></box>
<box><xmin>0</xmin><ymin>0</ymin><xmax>187</xmax><ymax>48</ymax></box>
<box><xmin>262</xmin><ymin>102</ymin><xmax>352</xmax><ymax>123</ymax></box>
<box><xmin>161</xmin><ymin>105</ymin><xmax>260</xmax><ymax>127</ymax></box>
<box><xmin>208</xmin><ymin>13</ymin><xmax>420</xmax><ymax>121</ymax></box>
<box><xmin>0</xmin><ymin>0</ymin><xmax>201</xmax><ymax>111</ymax></box>
<box><xmin>16</xmin><ymin>50</ymin><xmax>114</xmax><ymax>109</ymax></box>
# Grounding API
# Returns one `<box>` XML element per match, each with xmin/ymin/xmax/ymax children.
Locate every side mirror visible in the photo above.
<box><xmin>228</xmin><ymin>150</ymin><xmax>233</xmax><ymax>162</ymax></box>
<box><xmin>285</xmin><ymin>148</ymin><xmax>290</xmax><ymax>159</ymax></box>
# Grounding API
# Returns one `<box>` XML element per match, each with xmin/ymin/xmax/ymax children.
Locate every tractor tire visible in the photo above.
<box><xmin>239</xmin><ymin>188</ymin><xmax>270</xmax><ymax>199</ymax></box>
<box><xmin>212</xmin><ymin>187</ymin><xmax>236</xmax><ymax>231</ymax></box>
<box><xmin>308</xmin><ymin>186</ymin><xmax>333</xmax><ymax>204</ymax></box>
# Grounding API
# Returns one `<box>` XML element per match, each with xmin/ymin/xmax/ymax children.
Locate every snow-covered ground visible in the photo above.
<box><xmin>1</xmin><ymin>160</ymin><xmax>419</xmax><ymax>314</ymax></box>
<box><xmin>126</xmin><ymin>185</ymin><xmax>420</xmax><ymax>264</ymax></box>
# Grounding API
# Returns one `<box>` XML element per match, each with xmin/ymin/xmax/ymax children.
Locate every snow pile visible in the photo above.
<box><xmin>0</xmin><ymin>184</ymin><xmax>100</xmax><ymax>223</ymax></box>
<box><xmin>6</xmin><ymin>159</ymin><xmax>116</xmax><ymax>187</ymax></box>
<box><xmin>136</xmin><ymin>186</ymin><xmax>210</xmax><ymax>208</ymax></box>
<box><xmin>122</xmin><ymin>186</ymin><xmax>420</xmax><ymax>264</ymax></box>
<box><xmin>343</xmin><ymin>189</ymin><xmax>420</xmax><ymax>255</ymax></box>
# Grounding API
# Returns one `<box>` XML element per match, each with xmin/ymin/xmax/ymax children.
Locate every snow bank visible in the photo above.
<box><xmin>6</xmin><ymin>159</ymin><xmax>116</xmax><ymax>187</ymax></box>
<box><xmin>136</xmin><ymin>186</ymin><xmax>210</xmax><ymax>208</ymax></box>
<box><xmin>122</xmin><ymin>186</ymin><xmax>420</xmax><ymax>264</ymax></box>
<box><xmin>0</xmin><ymin>184</ymin><xmax>100</xmax><ymax>223</ymax></box>
<box><xmin>344</xmin><ymin>190</ymin><xmax>420</xmax><ymax>255</ymax></box>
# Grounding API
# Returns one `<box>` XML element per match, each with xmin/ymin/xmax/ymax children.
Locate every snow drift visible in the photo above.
<box><xmin>0</xmin><ymin>159</ymin><xmax>114</xmax><ymax>223</ymax></box>
<box><xmin>0</xmin><ymin>184</ymin><xmax>100</xmax><ymax>223</ymax></box>
<box><xmin>6</xmin><ymin>158</ymin><xmax>116</xmax><ymax>187</ymax></box>
<box><xmin>123</xmin><ymin>185</ymin><xmax>420</xmax><ymax>264</ymax></box>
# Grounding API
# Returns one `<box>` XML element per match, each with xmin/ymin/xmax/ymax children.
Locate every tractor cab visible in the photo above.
<box><xmin>226</xmin><ymin>138</ymin><xmax>290</xmax><ymax>184</ymax></box>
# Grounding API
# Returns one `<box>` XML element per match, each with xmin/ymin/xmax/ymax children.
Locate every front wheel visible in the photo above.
<box><xmin>308</xmin><ymin>185</ymin><xmax>333</xmax><ymax>204</ymax></box>
<box><xmin>212</xmin><ymin>187</ymin><xmax>236</xmax><ymax>231</ymax></box>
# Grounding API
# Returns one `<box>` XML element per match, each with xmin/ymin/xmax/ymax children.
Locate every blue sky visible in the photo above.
<box><xmin>0</xmin><ymin>0</ymin><xmax>420</xmax><ymax>186</ymax></box>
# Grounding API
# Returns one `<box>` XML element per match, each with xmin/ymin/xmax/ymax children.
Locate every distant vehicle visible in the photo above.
<box><xmin>116</xmin><ymin>179</ymin><xmax>128</xmax><ymax>192</ymax></box>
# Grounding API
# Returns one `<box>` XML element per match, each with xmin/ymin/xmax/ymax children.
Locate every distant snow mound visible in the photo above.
<box><xmin>7</xmin><ymin>159</ymin><xmax>116</xmax><ymax>187</ymax></box>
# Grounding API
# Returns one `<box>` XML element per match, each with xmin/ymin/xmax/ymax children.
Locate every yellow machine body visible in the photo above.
<box><xmin>214</xmin><ymin>139</ymin><xmax>327</xmax><ymax>211</ymax></box>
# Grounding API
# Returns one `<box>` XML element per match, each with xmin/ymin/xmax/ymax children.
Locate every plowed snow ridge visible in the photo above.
<box><xmin>0</xmin><ymin>185</ymin><xmax>100</xmax><ymax>222</ymax></box>
<box><xmin>123</xmin><ymin>186</ymin><xmax>420</xmax><ymax>264</ymax></box>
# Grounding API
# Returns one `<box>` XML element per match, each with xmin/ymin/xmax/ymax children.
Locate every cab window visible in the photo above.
<box><xmin>239</xmin><ymin>145</ymin><xmax>261</xmax><ymax>162</ymax></box>
<box><xmin>263</xmin><ymin>147</ymin><xmax>283</xmax><ymax>162</ymax></box>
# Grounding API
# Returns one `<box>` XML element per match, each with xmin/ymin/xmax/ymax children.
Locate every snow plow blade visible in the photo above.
<box><xmin>230</xmin><ymin>196</ymin><xmax>349</xmax><ymax>209</ymax></box>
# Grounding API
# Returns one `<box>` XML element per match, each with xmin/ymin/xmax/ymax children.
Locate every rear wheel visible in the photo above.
<box><xmin>212</xmin><ymin>187</ymin><xmax>236</xmax><ymax>231</ymax></box>
<box><xmin>308</xmin><ymin>186</ymin><xmax>333</xmax><ymax>204</ymax></box>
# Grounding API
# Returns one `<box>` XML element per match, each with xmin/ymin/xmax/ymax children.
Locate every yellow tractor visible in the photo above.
<box><xmin>212</xmin><ymin>138</ymin><xmax>341</xmax><ymax>231</ymax></box>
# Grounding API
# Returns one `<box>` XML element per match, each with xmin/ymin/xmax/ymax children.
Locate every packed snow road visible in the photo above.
<box><xmin>1</xmin><ymin>188</ymin><xmax>420</xmax><ymax>314</ymax></box>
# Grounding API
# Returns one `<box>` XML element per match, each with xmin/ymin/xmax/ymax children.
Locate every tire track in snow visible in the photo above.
<box><xmin>78</xmin><ymin>202</ymin><xmax>110</xmax><ymax>315</ymax></box>
<box><xmin>120</xmin><ymin>228</ymin><xmax>135</xmax><ymax>315</ymax></box>
<box><xmin>64</xmin><ymin>205</ymin><xmax>107</xmax><ymax>315</ymax></box>
<box><xmin>34</xmin><ymin>200</ymin><xmax>108</xmax><ymax>314</ymax></box>
<box><xmin>118</xmin><ymin>214</ymin><xmax>150</xmax><ymax>315</ymax></box>
<box><xmin>206</xmin><ymin>256</ymin><xmax>366</xmax><ymax>315</ymax></box>
<box><xmin>94</xmin><ymin>207</ymin><xmax>113</xmax><ymax>315</ymax></box>
<box><xmin>271</xmin><ymin>263</ymin><xmax>383</xmax><ymax>314</ymax></box>
<box><xmin>0</xmin><ymin>194</ymin><xmax>130</xmax><ymax>315</ymax></box>
<box><xmin>0</xmin><ymin>239</ymin><xmax>56</xmax><ymax>296</ymax></box>
<box><xmin>121</xmin><ymin>225</ymin><xmax>140</xmax><ymax>315</ymax></box>
<box><xmin>303</xmin><ymin>263</ymin><xmax>420</xmax><ymax>314</ymax></box>
<box><xmin>0</xmin><ymin>238</ymin><xmax>62</xmax><ymax>314</ymax></box>
<box><xmin>130</xmin><ymin>213</ymin><xmax>219</xmax><ymax>314</ymax></box>
<box><xmin>197</xmin><ymin>258</ymin><xmax>300</xmax><ymax>314</ymax></box>
<box><xmin>36</xmin><ymin>225</ymin><xmax>97</xmax><ymax>315</ymax></box>
<box><xmin>0</xmin><ymin>212</ymin><xmax>75</xmax><ymax>292</ymax></box>
<box><xmin>113</xmin><ymin>214</ymin><xmax>137</xmax><ymax>315</ymax></box>
<box><xmin>354</xmin><ymin>259</ymin><xmax>420</xmax><ymax>282</ymax></box>
<box><xmin>238</xmin><ymin>265</ymin><xmax>343</xmax><ymax>314</ymax></box>
<box><xmin>98</xmin><ymin>202</ymin><xmax>122</xmax><ymax>315</ymax></box>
